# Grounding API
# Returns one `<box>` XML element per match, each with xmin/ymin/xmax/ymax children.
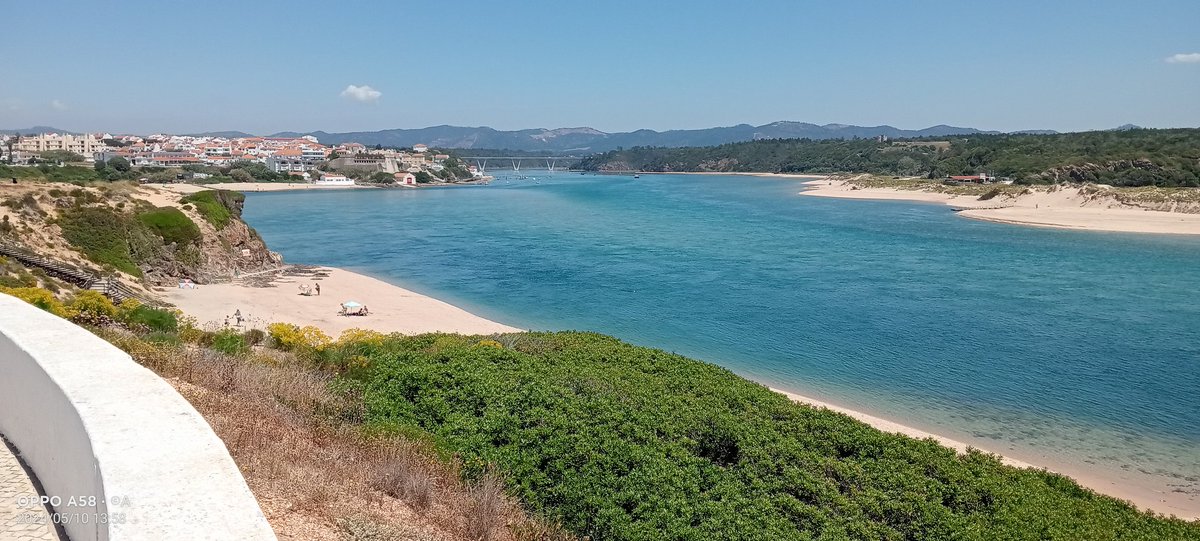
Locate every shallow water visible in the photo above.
<box><xmin>243</xmin><ymin>172</ymin><xmax>1200</xmax><ymax>493</ymax></box>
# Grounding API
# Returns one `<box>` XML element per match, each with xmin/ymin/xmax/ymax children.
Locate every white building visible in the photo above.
<box><xmin>313</xmin><ymin>173</ymin><xmax>354</xmax><ymax>186</ymax></box>
<box><xmin>16</xmin><ymin>133</ymin><xmax>110</xmax><ymax>159</ymax></box>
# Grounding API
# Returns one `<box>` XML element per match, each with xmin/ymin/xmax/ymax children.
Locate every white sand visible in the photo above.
<box><xmin>162</xmin><ymin>266</ymin><xmax>519</xmax><ymax>337</ymax></box>
<box><xmin>774</xmin><ymin>387</ymin><xmax>1199</xmax><ymax>519</ymax></box>
<box><xmin>801</xmin><ymin>179</ymin><xmax>1200</xmax><ymax>235</ymax></box>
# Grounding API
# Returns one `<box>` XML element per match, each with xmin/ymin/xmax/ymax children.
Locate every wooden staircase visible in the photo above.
<box><xmin>0</xmin><ymin>238</ymin><xmax>160</xmax><ymax>306</ymax></box>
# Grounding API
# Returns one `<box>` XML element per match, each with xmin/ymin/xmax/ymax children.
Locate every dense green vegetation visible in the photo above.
<box><xmin>57</xmin><ymin>206</ymin><xmax>149</xmax><ymax>276</ymax></box>
<box><xmin>136</xmin><ymin>207</ymin><xmax>202</xmax><ymax>246</ymax></box>
<box><xmin>55</xmin><ymin>200</ymin><xmax>206</xmax><ymax>276</ymax></box>
<box><xmin>578</xmin><ymin>128</ymin><xmax>1200</xmax><ymax>187</ymax></box>
<box><xmin>433</xmin><ymin>156</ymin><xmax>475</xmax><ymax>180</ymax></box>
<box><xmin>0</xmin><ymin>163</ymin><xmax>124</xmax><ymax>183</ymax></box>
<box><xmin>179</xmin><ymin>189</ymin><xmax>243</xmax><ymax>229</ymax></box>
<box><xmin>338</xmin><ymin>332</ymin><xmax>1199</xmax><ymax>540</ymax></box>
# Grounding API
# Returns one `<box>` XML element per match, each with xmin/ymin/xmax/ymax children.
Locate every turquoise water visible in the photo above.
<box><xmin>242</xmin><ymin>173</ymin><xmax>1200</xmax><ymax>491</ymax></box>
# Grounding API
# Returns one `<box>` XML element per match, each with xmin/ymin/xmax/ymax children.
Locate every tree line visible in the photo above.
<box><xmin>577</xmin><ymin>128</ymin><xmax>1200</xmax><ymax>187</ymax></box>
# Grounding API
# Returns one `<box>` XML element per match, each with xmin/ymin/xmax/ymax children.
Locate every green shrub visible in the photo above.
<box><xmin>69</xmin><ymin>290</ymin><xmax>118</xmax><ymax>324</ymax></box>
<box><xmin>344</xmin><ymin>331</ymin><xmax>1200</xmax><ymax>541</ymax></box>
<box><xmin>57</xmin><ymin>206</ymin><xmax>142</xmax><ymax>276</ymax></box>
<box><xmin>179</xmin><ymin>190</ymin><xmax>243</xmax><ymax>229</ymax></box>
<box><xmin>143</xmin><ymin>331</ymin><xmax>182</xmax><ymax>346</ymax></box>
<box><xmin>136</xmin><ymin>207</ymin><xmax>202</xmax><ymax>246</ymax></box>
<box><xmin>211</xmin><ymin>328</ymin><xmax>249</xmax><ymax>356</ymax></box>
<box><xmin>0</xmin><ymin>286</ymin><xmax>74</xmax><ymax>318</ymax></box>
<box><xmin>124</xmin><ymin>305</ymin><xmax>179</xmax><ymax>333</ymax></box>
<box><xmin>978</xmin><ymin>188</ymin><xmax>1003</xmax><ymax>201</ymax></box>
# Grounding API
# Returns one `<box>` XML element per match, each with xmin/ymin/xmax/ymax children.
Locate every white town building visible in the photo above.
<box><xmin>313</xmin><ymin>173</ymin><xmax>354</xmax><ymax>185</ymax></box>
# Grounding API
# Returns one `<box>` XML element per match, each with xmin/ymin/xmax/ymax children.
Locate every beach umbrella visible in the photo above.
<box><xmin>342</xmin><ymin>301</ymin><xmax>362</xmax><ymax>308</ymax></box>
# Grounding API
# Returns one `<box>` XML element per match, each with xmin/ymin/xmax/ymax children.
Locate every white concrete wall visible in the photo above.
<box><xmin>0</xmin><ymin>293</ymin><xmax>276</xmax><ymax>540</ymax></box>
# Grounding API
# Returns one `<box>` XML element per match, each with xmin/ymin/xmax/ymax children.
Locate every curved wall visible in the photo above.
<box><xmin>0</xmin><ymin>293</ymin><xmax>276</xmax><ymax>540</ymax></box>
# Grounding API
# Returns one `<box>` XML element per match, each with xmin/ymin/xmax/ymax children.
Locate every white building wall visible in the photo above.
<box><xmin>0</xmin><ymin>294</ymin><xmax>277</xmax><ymax>541</ymax></box>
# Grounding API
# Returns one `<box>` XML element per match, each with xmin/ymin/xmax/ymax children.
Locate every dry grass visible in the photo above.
<box><xmin>94</xmin><ymin>327</ymin><xmax>575</xmax><ymax>541</ymax></box>
<box><xmin>465</xmin><ymin>471</ymin><xmax>507</xmax><ymax>541</ymax></box>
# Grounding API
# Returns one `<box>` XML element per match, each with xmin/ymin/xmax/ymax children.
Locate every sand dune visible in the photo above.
<box><xmin>801</xmin><ymin>179</ymin><xmax>1200</xmax><ymax>235</ymax></box>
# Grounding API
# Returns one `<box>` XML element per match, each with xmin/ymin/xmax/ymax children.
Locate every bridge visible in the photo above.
<box><xmin>458</xmin><ymin>156</ymin><xmax>583</xmax><ymax>173</ymax></box>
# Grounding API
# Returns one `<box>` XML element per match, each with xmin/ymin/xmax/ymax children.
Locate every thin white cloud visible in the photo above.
<box><xmin>1165</xmin><ymin>52</ymin><xmax>1200</xmax><ymax>64</ymax></box>
<box><xmin>50</xmin><ymin>99</ymin><xmax>67</xmax><ymax>111</ymax></box>
<box><xmin>340</xmin><ymin>84</ymin><xmax>382</xmax><ymax>103</ymax></box>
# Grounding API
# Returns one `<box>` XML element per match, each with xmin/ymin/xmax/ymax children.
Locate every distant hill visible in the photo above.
<box><xmin>266</xmin><ymin>122</ymin><xmax>1015</xmax><ymax>153</ymax></box>
<box><xmin>0</xmin><ymin>126</ymin><xmax>77</xmax><ymax>135</ymax></box>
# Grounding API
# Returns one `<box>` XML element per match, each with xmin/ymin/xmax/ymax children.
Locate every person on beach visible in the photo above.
<box><xmin>315</xmin><ymin>283</ymin><xmax>321</xmax><ymax>296</ymax></box>
<box><xmin>234</xmin><ymin>309</ymin><xmax>243</xmax><ymax>326</ymax></box>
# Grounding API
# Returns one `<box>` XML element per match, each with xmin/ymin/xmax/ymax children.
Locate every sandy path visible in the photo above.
<box><xmin>162</xmin><ymin>267</ymin><xmax>519</xmax><ymax>337</ymax></box>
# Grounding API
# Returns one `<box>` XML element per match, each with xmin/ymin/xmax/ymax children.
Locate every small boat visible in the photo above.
<box><xmin>633</xmin><ymin>174</ymin><xmax>641</xmax><ymax>179</ymax></box>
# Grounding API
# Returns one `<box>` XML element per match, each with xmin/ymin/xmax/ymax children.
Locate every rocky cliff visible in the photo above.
<box><xmin>0</xmin><ymin>182</ymin><xmax>281</xmax><ymax>288</ymax></box>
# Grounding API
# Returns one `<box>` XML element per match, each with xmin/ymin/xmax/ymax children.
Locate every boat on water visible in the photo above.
<box><xmin>633</xmin><ymin>174</ymin><xmax>641</xmax><ymax>178</ymax></box>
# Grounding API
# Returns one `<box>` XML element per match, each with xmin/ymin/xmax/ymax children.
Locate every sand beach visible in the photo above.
<box><xmin>162</xmin><ymin>266</ymin><xmax>518</xmax><ymax>337</ymax></box>
<box><xmin>800</xmin><ymin>178</ymin><xmax>1200</xmax><ymax>235</ymax></box>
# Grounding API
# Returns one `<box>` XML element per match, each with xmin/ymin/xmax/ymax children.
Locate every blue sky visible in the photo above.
<box><xmin>3</xmin><ymin>0</ymin><xmax>1198</xmax><ymax>134</ymax></box>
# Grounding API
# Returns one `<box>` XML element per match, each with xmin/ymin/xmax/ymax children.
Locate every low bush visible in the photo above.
<box><xmin>57</xmin><ymin>206</ymin><xmax>142</xmax><ymax>276</ymax></box>
<box><xmin>143</xmin><ymin>331</ymin><xmax>183</xmax><ymax>346</ymax></box>
<box><xmin>69</xmin><ymin>290</ymin><xmax>118</xmax><ymax>324</ymax></box>
<box><xmin>343</xmin><ymin>331</ymin><xmax>1200</xmax><ymax>541</ymax></box>
<box><xmin>978</xmin><ymin>188</ymin><xmax>1001</xmax><ymax>200</ymax></box>
<box><xmin>211</xmin><ymin>328</ymin><xmax>249</xmax><ymax>356</ymax></box>
<box><xmin>136</xmin><ymin>207</ymin><xmax>201</xmax><ymax>245</ymax></box>
<box><xmin>244</xmin><ymin>328</ymin><xmax>266</xmax><ymax>347</ymax></box>
<box><xmin>268</xmin><ymin>322</ymin><xmax>331</xmax><ymax>362</ymax></box>
<box><xmin>179</xmin><ymin>190</ymin><xmax>243</xmax><ymax>229</ymax></box>
<box><xmin>124</xmin><ymin>304</ymin><xmax>179</xmax><ymax>333</ymax></box>
<box><xmin>0</xmin><ymin>286</ymin><xmax>74</xmax><ymax>318</ymax></box>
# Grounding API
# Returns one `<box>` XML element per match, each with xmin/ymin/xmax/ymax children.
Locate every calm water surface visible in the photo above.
<box><xmin>242</xmin><ymin>173</ymin><xmax>1200</xmax><ymax>488</ymax></box>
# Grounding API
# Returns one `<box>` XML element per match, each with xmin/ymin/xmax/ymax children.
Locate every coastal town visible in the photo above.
<box><xmin>0</xmin><ymin>131</ymin><xmax>485</xmax><ymax>186</ymax></box>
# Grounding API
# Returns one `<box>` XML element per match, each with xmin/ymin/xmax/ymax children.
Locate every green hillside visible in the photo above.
<box><xmin>577</xmin><ymin>128</ymin><xmax>1200</xmax><ymax>187</ymax></box>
